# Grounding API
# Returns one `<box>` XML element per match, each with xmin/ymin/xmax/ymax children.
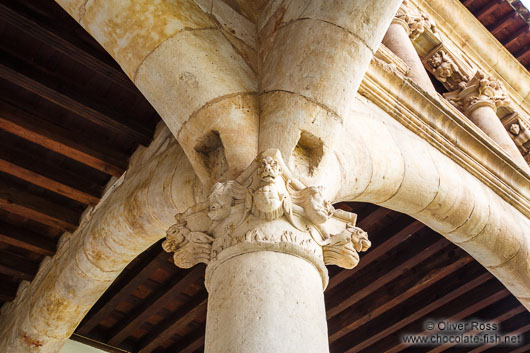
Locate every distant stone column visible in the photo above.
<box><xmin>382</xmin><ymin>1</ymin><xmax>439</xmax><ymax>97</ymax></box>
<box><xmin>162</xmin><ymin>150</ymin><xmax>371</xmax><ymax>353</ymax></box>
<box><xmin>445</xmin><ymin>71</ymin><xmax>530</xmax><ymax>172</ymax></box>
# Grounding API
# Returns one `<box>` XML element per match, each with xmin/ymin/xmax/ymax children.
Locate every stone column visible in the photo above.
<box><xmin>382</xmin><ymin>1</ymin><xmax>439</xmax><ymax>97</ymax></box>
<box><xmin>445</xmin><ymin>71</ymin><xmax>530</xmax><ymax>173</ymax></box>
<box><xmin>162</xmin><ymin>150</ymin><xmax>371</xmax><ymax>353</ymax></box>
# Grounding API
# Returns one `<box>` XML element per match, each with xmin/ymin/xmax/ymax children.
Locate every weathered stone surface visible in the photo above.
<box><xmin>81</xmin><ymin>0</ymin><xmax>213</xmax><ymax>79</ymax></box>
<box><xmin>205</xmin><ymin>252</ymin><xmax>329</xmax><ymax>353</ymax></box>
<box><xmin>261</xmin><ymin>19</ymin><xmax>374</xmax><ymax>119</ymax></box>
<box><xmin>212</xmin><ymin>0</ymin><xmax>257</xmax><ymax>49</ymax></box>
<box><xmin>134</xmin><ymin>28</ymin><xmax>257</xmax><ymax>183</ymax></box>
<box><xmin>258</xmin><ymin>0</ymin><xmax>403</xmax><ymax>194</ymax></box>
<box><xmin>55</xmin><ymin>0</ymin><xmax>86</xmax><ymax>21</ymax></box>
<box><xmin>176</xmin><ymin>93</ymin><xmax>259</xmax><ymax>183</ymax></box>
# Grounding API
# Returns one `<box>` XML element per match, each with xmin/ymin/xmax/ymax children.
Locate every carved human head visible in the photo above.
<box><xmin>510</xmin><ymin>123</ymin><xmax>521</xmax><ymax>136</ymax></box>
<box><xmin>299</xmin><ymin>186</ymin><xmax>334</xmax><ymax>225</ymax></box>
<box><xmin>208</xmin><ymin>182</ymin><xmax>233</xmax><ymax>220</ymax></box>
<box><xmin>258</xmin><ymin>156</ymin><xmax>281</xmax><ymax>184</ymax></box>
<box><xmin>436</xmin><ymin>61</ymin><xmax>456</xmax><ymax>81</ymax></box>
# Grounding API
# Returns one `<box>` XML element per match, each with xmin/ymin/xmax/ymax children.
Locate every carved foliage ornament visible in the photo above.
<box><xmin>424</xmin><ymin>47</ymin><xmax>472</xmax><ymax>92</ymax></box>
<box><xmin>162</xmin><ymin>150</ymin><xmax>370</xmax><ymax>275</ymax></box>
<box><xmin>443</xmin><ymin>70</ymin><xmax>509</xmax><ymax>115</ymax></box>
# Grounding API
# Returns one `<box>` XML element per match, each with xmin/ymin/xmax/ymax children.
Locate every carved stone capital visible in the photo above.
<box><xmin>162</xmin><ymin>149</ymin><xmax>371</xmax><ymax>288</ymax></box>
<box><xmin>394</xmin><ymin>1</ymin><xmax>438</xmax><ymax>40</ymax></box>
<box><xmin>443</xmin><ymin>71</ymin><xmax>510</xmax><ymax>115</ymax></box>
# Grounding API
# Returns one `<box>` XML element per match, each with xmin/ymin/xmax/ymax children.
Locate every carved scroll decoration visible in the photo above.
<box><xmin>162</xmin><ymin>149</ymin><xmax>370</xmax><ymax>274</ymax></box>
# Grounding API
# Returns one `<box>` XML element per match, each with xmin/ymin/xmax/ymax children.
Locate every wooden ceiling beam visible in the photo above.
<box><xmin>326</xmin><ymin>234</ymin><xmax>446</xmax><ymax>319</ymax></box>
<box><xmin>167</xmin><ymin>327</ymin><xmax>205</xmax><ymax>353</ymax></box>
<box><xmin>137</xmin><ymin>295</ymin><xmax>208</xmax><ymax>353</ymax></box>
<box><xmin>0</xmin><ymin>101</ymin><xmax>127</xmax><ymax>177</ymax></box>
<box><xmin>338</xmin><ymin>272</ymin><xmax>491</xmax><ymax>353</ymax></box>
<box><xmin>328</xmin><ymin>251</ymin><xmax>474</xmax><ymax>342</ymax></box>
<box><xmin>328</xmin><ymin>219</ymin><xmax>424</xmax><ymax>291</ymax></box>
<box><xmin>476</xmin><ymin>0</ymin><xmax>503</xmax><ymax>21</ymax></box>
<box><xmin>515</xmin><ymin>44</ymin><xmax>530</xmax><ymax>61</ymax></box>
<box><xmin>424</xmin><ymin>302</ymin><xmax>524</xmax><ymax>353</ymax></box>
<box><xmin>490</xmin><ymin>12</ymin><xmax>517</xmax><ymax>36</ymax></box>
<box><xmin>0</xmin><ymin>250</ymin><xmax>39</xmax><ymax>280</ymax></box>
<box><xmin>0</xmin><ymin>221</ymin><xmax>55</xmax><ymax>256</ymax></box>
<box><xmin>370</xmin><ymin>285</ymin><xmax>515</xmax><ymax>353</ymax></box>
<box><xmin>0</xmin><ymin>157</ymin><xmax>99</xmax><ymax>205</ymax></box>
<box><xmin>502</xmin><ymin>25</ymin><xmax>529</xmax><ymax>49</ymax></box>
<box><xmin>77</xmin><ymin>248</ymin><xmax>168</xmax><ymax>335</ymax></box>
<box><xmin>108</xmin><ymin>266</ymin><xmax>205</xmax><ymax>347</ymax></box>
<box><xmin>0</xmin><ymin>180</ymin><xmax>79</xmax><ymax>231</ymax></box>
<box><xmin>511</xmin><ymin>342</ymin><xmax>530</xmax><ymax>353</ymax></box>
<box><xmin>462</xmin><ymin>0</ymin><xmax>481</xmax><ymax>8</ymax></box>
<box><xmin>468</xmin><ymin>322</ymin><xmax>530</xmax><ymax>353</ymax></box>
<box><xmin>0</xmin><ymin>3</ymin><xmax>137</xmax><ymax>95</ymax></box>
<box><xmin>0</xmin><ymin>62</ymin><xmax>151</xmax><ymax>145</ymax></box>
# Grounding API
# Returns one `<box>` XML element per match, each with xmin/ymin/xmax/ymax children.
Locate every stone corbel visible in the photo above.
<box><xmin>162</xmin><ymin>149</ymin><xmax>371</xmax><ymax>288</ymax></box>
<box><xmin>423</xmin><ymin>44</ymin><xmax>474</xmax><ymax>91</ymax></box>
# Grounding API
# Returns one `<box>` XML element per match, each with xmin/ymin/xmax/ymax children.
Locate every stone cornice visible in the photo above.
<box><xmin>410</xmin><ymin>0</ymin><xmax>530</xmax><ymax>117</ymax></box>
<box><xmin>360</xmin><ymin>54</ymin><xmax>530</xmax><ymax>217</ymax></box>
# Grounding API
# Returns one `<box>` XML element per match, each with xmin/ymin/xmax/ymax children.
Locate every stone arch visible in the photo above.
<box><xmin>1</xmin><ymin>0</ymin><xmax>528</xmax><ymax>351</ymax></box>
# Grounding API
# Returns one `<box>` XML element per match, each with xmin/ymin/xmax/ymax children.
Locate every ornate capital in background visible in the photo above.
<box><xmin>162</xmin><ymin>149</ymin><xmax>370</xmax><ymax>288</ymax></box>
<box><xmin>394</xmin><ymin>0</ymin><xmax>438</xmax><ymax>40</ymax></box>
<box><xmin>444</xmin><ymin>71</ymin><xmax>510</xmax><ymax>115</ymax></box>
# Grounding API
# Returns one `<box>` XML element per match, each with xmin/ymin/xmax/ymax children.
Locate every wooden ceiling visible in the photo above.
<box><xmin>0</xmin><ymin>1</ymin><xmax>529</xmax><ymax>352</ymax></box>
<box><xmin>74</xmin><ymin>202</ymin><xmax>530</xmax><ymax>353</ymax></box>
<box><xmin>0</xmin><ymin>0</ymin><xmax>160</xmax><ymax>304</ymax></box>
<box><xmin>461</xmin><ymin>0</ymin><xmax>530</xmax><ymax>70</ymax></box>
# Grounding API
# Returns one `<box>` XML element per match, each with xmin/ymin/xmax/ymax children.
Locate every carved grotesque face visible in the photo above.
<box><xmin>258</xmin><ymin>157</ymin><xmax>281</xmax><ymax>184</ymax></box>
<box><xmin>208</xmin><ymin>183</ymin><xmax>232</xmax><ymax>220</ymax></box>
<box><xmin>436</xmin><ymin>61</ymin><xmax>454</xmax><ymax>80</ymax></box>
<box><xmin>510</xmin><ymin>123</ymin><xmax>521</xmax><ymax>136</ymax></box>
<box><xmin>428</xmin><ymin>52</ymin><xmax>443</xmax><ymax>68</ymax></box>
<box><xmin>305</xmin><ymin>187</ymin><xmax>333</xmax><ymax>224</ymax></box>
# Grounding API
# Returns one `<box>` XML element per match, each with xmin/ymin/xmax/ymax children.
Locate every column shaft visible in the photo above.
<box><xmin>468</xmin><ymin>106</ymin><xmax>530</xmax><ymax>172</ymax></box>
<box><xmin>383</xmin><ymin>23</ymin><xmax>438</xmax><ymax>97</ymax></box>
<box><xmin>205</xmin><ymin>252</ymin><xmax>329</xmax><ymax>353</ymax></box>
